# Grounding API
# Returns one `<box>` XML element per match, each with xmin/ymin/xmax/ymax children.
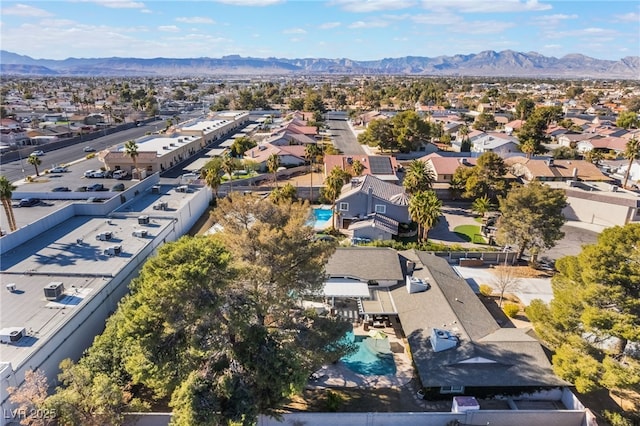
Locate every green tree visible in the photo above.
<box><xmin>203</xmin><ymin>157</ymin><xmax>223</xmax><ymax>198</ymax></box>
<box><xmin>473</xmin><ymin>112</ymin><xmax>498</xmax><ymax>131</ymax></box>
<box><xmin>357</xmin><ymin>119</ymin><xmax>396</xmax><ymax>152</ymax></box>
<box><xmin>402</xmin><ymin>159</ymin><xmax>434</xmax><ymax>195</ymax></box>
<box><xmin>267</xmin><ymin>154</ymin><xmax>281</xmax><ymax>188</ymax></box>
<box><xmin>515</xmin><ymin>98</ymin><xmax>536</xmax><ymax>121</ymax></box>
<box><xmin>27</xmin><ymin>154</ymin><xmax>41</xmax><ymax>177</ymax></box>
<box><xmin>124</xmin><ymin>140</ymin><xmax>139</xmax><ymax>175</ymax></box>
<box><xmin>408</xmin><ymin>190</ymin><xmax>442</xmax><ymax>242</ymax></box>
<box><xmin>270</xmin><ymin>182</ymin><xmax>297</xmax><ymax>203</ymax></box>
<box><xmin>616</xmin><ymin>111</ymin><xmax>639</xmax><ymax>130</ymax></box>
<box><xmin>7</xmin><ymin>369</ymin><xmax>49</xmax><ymax>426</ymax></box>
<box><xmin>451</xmin><ymin>152</ymin><xmax>507</xmax><ymax>201</ymax></box>
<box><xmin>516</xmin><ymin>106</ymin><xmax>562</xmax><ymax>158</ymax></box>
<box><xmin>351</xmin><ymin>159</ymin><xmax>364</xmax><ymax>177</ymax></box>
<box><xmin>584</xmin><ymin>149</ymin><xmax>604</xmax><ymax>166</ymax></box>
<box><xmin>622</xmin><ymin>137</ymin><xmax>639</xmax><ymax>189</ymax></box>
<box><xmin>222</xmin><ymin>155</ymin><xmax>238</xmax><ymax>193</ymax></box>
<box><xmin>471</xmin><ymin>194</ymin><xmax>494</xmax><ymax>217</ymax></box>
<box><xmin>0</xmin><ymin>175</ymin><xmax>17</xmax><ymax>232</ymax></box>
<box><xmin>391</xmin><ymin>110</ymin><xmax>431</xmax><ymax>153</ymax></box>
<box><xmin>303</xmin><ymin>91</ymin><xmax>326</xmax><ymax>113</ymax></box>
<box><xmin>495</xmin><ymin>181</ymin><xmax>567</xmax><ymax>260</ymax></box>
<box><xmin>322</xmin><ymin>166</ymin><xmax>350</xmax><ymax>229</ymax></box>
<box><xmin>289</xmin><ymin>98</ymin><xmax>304</xmax><ymax>111</ymax></box>
<box><xmin>229</xmin><ymin>136</ymin><xmax>257</xmax><ymax>157</ymax></box>
<box><xmin>528</xmin><ymin>224</ymin><xmax>640</xmax><ymax>394</ymax></box>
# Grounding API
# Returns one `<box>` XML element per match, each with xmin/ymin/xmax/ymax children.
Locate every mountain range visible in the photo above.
<box><xmin>1</xmin><ymin>50</ymin><xmax>638</xmax><ymax>79</ymax></box>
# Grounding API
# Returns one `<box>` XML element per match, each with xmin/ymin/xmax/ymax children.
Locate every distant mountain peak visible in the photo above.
<box><xmin>0</xmin><ymin>50</ymin><xmax>637</xmax><ymax>79</ymax></box>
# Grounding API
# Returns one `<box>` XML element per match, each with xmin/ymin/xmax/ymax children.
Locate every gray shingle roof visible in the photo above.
<box><xmin>325</xmin><ymin>247</ymin><xmax>404</xmax><ymax>283</ymax></box>
<box><xmin>338</xmin><ymin>175</ymin><xmax>407</xmax><ymax>206</ymax></box>
<box><xmin>391</xmin><ymin>249</ymin><xmax>567</xmax><ymax>389</ymax></box>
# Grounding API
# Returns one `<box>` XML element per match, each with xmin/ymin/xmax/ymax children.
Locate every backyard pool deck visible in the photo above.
<box><xmin>310</xmin><ymin>326</ymin><xmax>414</xmax><ymax>389</ymax></box>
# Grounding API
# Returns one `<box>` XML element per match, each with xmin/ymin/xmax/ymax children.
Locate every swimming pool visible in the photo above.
<box><xmin>341</xmin><ymin>331</ymin><xmax>397</xmax><ymax>376</ymax></box>
<box><xmin>310</xmin><ymin>207</ymin><xmax>333</xmax><ymax>229</ymax></box>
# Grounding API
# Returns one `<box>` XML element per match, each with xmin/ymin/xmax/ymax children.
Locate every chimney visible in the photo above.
<box><xmin>367</xmin><ymin>186</ymin><xmax>373</xmax><ymax>214</ymax></box>
<box><xmin>572</xmin><ymin>167</ymin><xmax>578</xmax><ymax>178</ymax></box>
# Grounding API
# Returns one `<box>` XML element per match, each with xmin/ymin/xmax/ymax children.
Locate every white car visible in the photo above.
<box><xmin>84</xmin><ymin>169</ymin><xmax>104</xmax><ymax>178</ymax></box>
<box><xmin>50</xmin><ymin>166</ymin><xmax>68</xmax><ymax>173</ymax></box>
<box><xmin>30</xmin><ymin>150</ymin><xmax>45</xmax><ymax>156</ymax></box>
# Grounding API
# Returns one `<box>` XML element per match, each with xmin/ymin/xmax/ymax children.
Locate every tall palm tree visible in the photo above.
<box><xmin>222</xmin><ymin>155</ymin><xmax>237</xmax><ymax>194</ymax></box>
<box><xmin>403</xmin><ymin>159</ymin><xmax>434</xmax><ymax>195</ymax></box>
<box><xmin>124</xmin><ymin>140</ymin><xmax>139</xmax><ymax>178</ymax></box>
<box><xmin>622</xmin><ymin>137</ymin><xmax>640</xmax><ymax>189</ymax></box>
<box><xmin>324</xmin><ymin>166</ymin><xmax>350</xmax><ymax>229</ymax></box>
<box><xmin>409</xmin><ymin>190</ymin><xmax>442</xmax><ymax>242</ymax></box>
<box><xmin>203</xmin><ymin>163</ymin><xmax>222</xmax><ymax>198</ymax></box>
<box><xmin>305</xmin><ymin>143</ymin><xmax>321</xmax><ymax>202</ymax></box>
<box><xmin>27</xmin><ymin>155</ymin><xmax>41</xmax><ymax>177</ymax></box>
<box><xmin>0</xmin><ymin>176</ymin><xmax>17</xmax><ymax>232</ymax></box>
<box><xmin>267</xmin><ymin>154</ymin><xmax>281</xmax><ymax>189</ymax></box>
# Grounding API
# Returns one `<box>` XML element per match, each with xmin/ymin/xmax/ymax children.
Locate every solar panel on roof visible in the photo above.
<box><xmin>368</xmin><ymin>156</ymin><xmax>393</xmax><ymax>175</ymax></box>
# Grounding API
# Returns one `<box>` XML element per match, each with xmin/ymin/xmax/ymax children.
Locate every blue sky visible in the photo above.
<box><xmin>1</xmin><ymin>0</ymin><xmax>638</xmax><ymax>61</ymax></box>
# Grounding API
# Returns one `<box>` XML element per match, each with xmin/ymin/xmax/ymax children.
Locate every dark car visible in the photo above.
<box><xmin>52</xmin><ymin>186</ymin><xmax>71</xmax><ymax>192</ymax></box>
<box><xmin>87</xmin><ymin>183</ymin><xmax>107</xmax><ymax>192</ymax></box>
<box><xmin>18</xmin><ymin>198</ymin><xmax>40</xmax><ymax>207</ymax></box>
<box><xmin>111</xmin><ymin>183</ymin><xmax>125</xmax><ymax>192</ymax></box>
<box><xmin>83</xmin><ymin>146</ymin><xmax>96</xmax><ymax>152</ymax></box>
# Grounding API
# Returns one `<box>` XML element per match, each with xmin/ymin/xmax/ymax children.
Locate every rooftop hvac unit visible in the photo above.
<box><xmin>151</xmin><ymin>185</ymin><xmax>161</xmax><ymax>194</ymax></box>
<box><xmin>611</xmin><ymin>185</ymin><xmax>619</xmax><ymax>192</ymax></box>
<box><xmin>132</xmin><ymin>229</ymin><xmax>148</xmax><ymax>237</ymax></box>
<box><xmin>0</xmin><ymin>327</ymin><xmax>26</xmax><ymax>344</ymax></box>
<box><xmin>6</xmin><ymin>283</ymin><xmax>17</xmax><ymax>292</ymax></box>
<box><xmin>44</xmin><ymin>282</ymin><xmax>65</xmax><ymax>301</ymax></box>
<box><xmin>153</xmin><ymin>201</ymin><xmax>168</xmax><ymax>210</ymax></box>
<box><xmin>104</xmin><ymin>245</ymin><xmax>122</xmax><ymax>256</ymax></box>
<box><xmin>138</xmin><ymin>215</ymin><xmax>150</xmax><ymax>225</ymax></box>
<box><xmin>95</xmin><ymin>231</ymin><xmax>113</xmax><ymax>241</ymax></box>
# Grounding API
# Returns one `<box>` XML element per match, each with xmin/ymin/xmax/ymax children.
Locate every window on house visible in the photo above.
<box><xmin>339</xmin><ymin>202</ymin><xmax>349</xmax><ymax>211</ymax></box>
<box><xmin>374</xmin><ymin>204</ymin><xmax>386</xmax><ymax>214</ymax></box>
<box><xmin>440</xmin><ymin>386</ymin><xmax>464</xmax><ymax>394</ymax></box>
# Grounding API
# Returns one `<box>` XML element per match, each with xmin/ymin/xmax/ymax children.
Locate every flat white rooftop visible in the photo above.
<box><xmin>124</xmin><ymin>134</ymin><xmax>199</xmax><ymax>157</ymax></box>
<box><xmin>181</xmin><ymin>119</ymin><xmax>227</xmax><ymax>132</ymax></box>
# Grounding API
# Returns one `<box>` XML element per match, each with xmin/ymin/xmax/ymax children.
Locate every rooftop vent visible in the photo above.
<box><xmin>6</xmin><ymin>283</ymin><xmax>17</xmax><ymax>292</ymax></box>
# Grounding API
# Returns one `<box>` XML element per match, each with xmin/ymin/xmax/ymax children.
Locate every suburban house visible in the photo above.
<box><xmin>321</xmin><ymin>248</ymin><xmax>569</xmax><ymax>397</ymax></box>
<box><xmin>334</xmin><ymin>174</ymin><xmax>410</xmax><ymax>237</ymax></box>
<box><xmin>322</xmin><ymin>247</ymin><xmax>404</xmax><ymax>304</ymax></box>
<box><xmin>392</xmin><ymin>250</ymin><xmax>569</xmax><ymax>396</ymax></box>
<box><xmin>576</xmin><ymin>136</ymin><xmax>627</xmax><ymax>154</ymax></box>
<box><xmin>470</xmin><ymin>132</ymin><xmax>520</xmax><ymax>156</ymax></box>
<box><xmin>324</xmin><ymin>155</ymin><xmax>400</xmax><ymax>183</ymax></box>
<box><xmin>266</xmin><ymin>130</ymin><xmax>317</xmax><ymax>146</ymax></box>
<box><xmin>243</xmin><ymin>143</ymin><xmax>306</xmax><ymax>171</ymax></box>
<box><xmin>506</xmin><ymin>158</ymin><xmax>612</xmax><ymax>183</ymax></box>
<box><xmin>557</xmin><ymin>132</ymin><xmax>599</xmax><ymax>148</ymax></box>
<box><xmin>418</xmin><ymin>153</ymin><xmax>477</xmax><ymax>183</ymax></box>
<box><xmin>504</xmin><ymin>119</ymin><xmax>523</xmax><ymax>135</ymax></box>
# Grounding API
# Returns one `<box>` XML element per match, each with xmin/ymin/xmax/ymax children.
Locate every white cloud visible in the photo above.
<box><xmin>289</xmin><ymin>37</ymin><xmax>303</xmax><ymax>43</ymax></box>
<box><xmin>2</xmin><ymin>4</ymin><xmax>53</xmax><ymax>17</ymax></box>
<box><xmin>158</xmin><ymin>25</ymin><xmax>180</xmax><ymax>32</ymax></box>
<box><xmin>214</xmin><ymin>0</ymin><xmax>284</xmax><ymax>6</ymax></box>
<box><xmin>283</xmin><ymin>27</ymin><xmax>307</xmax><ymax>34</ymax></box>
<box><xmin>176</xmin><ymin>17</ymin><xmax>215</xmax><ymax>24</ymax></box>
<box><xmin>421</xmin><ymin>0</ymin><xmax>552</xmax><ymax>13</ymax></box>
<box><xmin>546</xmin><ymin>27</ymin><xmax>619</xmax><ymax>39</ymax></box>
<box><xmin>331</xmin><ymin>0</ymin><xmax>416</xmax><ymax>13</ymax></box>
<box><xmin>348</xmin><ymin>20</ymin><xmax>389</xmax><ymax>29</ymax></box>
<box><xmin>533</xmin><ymin>13</ymin><xmax>578</xmax><ymax>24</ymax></box>
<box><xmin>411</xmin><ymin>13</ymin><xmax>462</xmax><ymax>25</ymax></box>
<box><xmin>140</xmin><ymin>8</ymin><xmax>152</xmax><ymax>13</ymax></box>
<box><xmin>39</xmin><ymin>19</ymin><xmax>78</xmax><ymax>28</ymax></box>
<box><xmin>449</xmin><ymin>20</ymin><xmax>516</xmax><ymax>34</ymax></box>
<box><xmin>613</xmin><ymin>12</ymin><xmax>640</xmax><ymax>22</ymax></box>
<box><xmin>87</xmin><ymin>0</ymin><xmax>146</xmax><ymax>9</ymax></box>
<box><xmin>319</xmin><ymin>22</ymin><xmax>341</xmax><ymax>30</ymax></box>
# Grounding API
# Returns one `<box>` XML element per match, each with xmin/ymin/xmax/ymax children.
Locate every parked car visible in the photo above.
<box><xmin>87</xmin><ymin>183</ymin><xmax>107</xmax><ymax>192</ymax></box>
<box><xmin>111</xmin><ymin>183</ymin><xmax>125</xmax><ymax>192</ymax></box>
<box><xmin>30</xmin><ymin>150</ymin><xmax>45</xmax><ymax>157</ymax></box>
<box><xmin>83</xmin><ymin>146</ymin><xmax>96</xmax><ymax>152</ymax></box>
<box><xmin>350</xmin><ymin>237</ymin><xmax>372</xmax><ymax>246</ymax></box>
<box><xmin>50</xmin><ymin>166</ymin><xmax>68</xmax><ymax>173</ymax></box>
<box><xmin>18</xmin><ymin>198</ymin><xmax>40</xmax><ymax>207</ymax></box>
<box><xmin>51</xmin><ymin>186</ymin><xmax>71</xmax><ymax>192</ymax></box>
<box><xmin>112</xmin><ymin>170</ymin><xmax>128</xmax><ymax>180</ymax></box>
<box><xmin>84</xmin><ymin>170</ymin><xmax>104</xmax><ymax>178</ymax></box>
<box><xmin>75</xmin><ymin>186</ymin><xmax>88</xmax><ymax>192</ymax></box>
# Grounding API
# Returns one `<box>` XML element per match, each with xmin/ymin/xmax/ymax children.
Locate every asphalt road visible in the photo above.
<box><xmin>325</xmin><ymin>111</ymin><xmax>365</xmax><ymax>156</ymax></box>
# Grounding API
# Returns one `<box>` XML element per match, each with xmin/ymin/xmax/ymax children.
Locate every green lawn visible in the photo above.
<box><xmin>453</xmin><ymin>224</ymin><xmax>486</xmax><ymax>244</ymax></box>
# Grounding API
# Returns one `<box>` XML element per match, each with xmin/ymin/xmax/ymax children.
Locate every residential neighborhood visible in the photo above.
<box><xmin>1</xmin><ymin>72</ymin><xmax>639</xmax><ymax>426</ymax></box>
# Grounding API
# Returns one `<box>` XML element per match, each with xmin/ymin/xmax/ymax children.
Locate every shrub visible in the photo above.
<box><xmin>479</xmin><ymin>284</ymin><xmax>493</xmax><ymax>297</ymax></box>
<box><xmin>503</xmin><ymin>302</ymin><xmax>520</xmax><ymax>318</ymax></box>
<box><xmin>602</xmin><ymin>410</ymin><xmax>634</xmax><ymax>426</ymax></box>
<box><xmin>325</xmin><ymin>390</ymin><xmax>344</xmax><ymax>412</ymax></box>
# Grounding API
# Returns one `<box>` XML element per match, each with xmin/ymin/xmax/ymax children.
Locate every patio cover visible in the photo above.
<box><xmin>323</xmin><ymin>279</ymin><xmax>370</xmax><ymax>298</ymax></box>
